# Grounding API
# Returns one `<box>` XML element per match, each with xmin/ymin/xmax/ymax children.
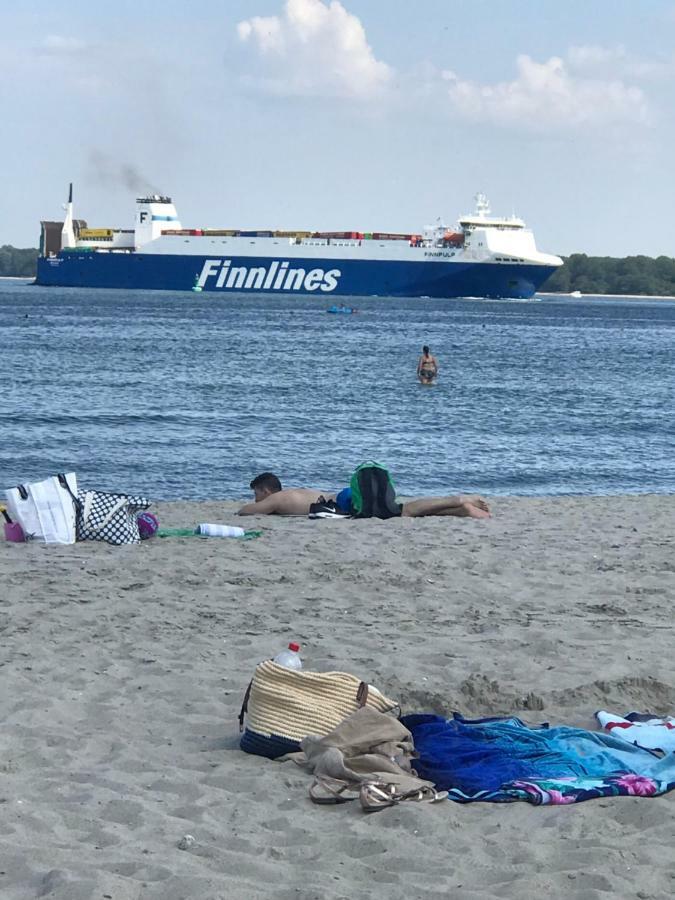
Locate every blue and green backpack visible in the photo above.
<box><xmin>349</xmin><ymin>461</ymin><xmax>401</xmax><ymax>519</ymax></box>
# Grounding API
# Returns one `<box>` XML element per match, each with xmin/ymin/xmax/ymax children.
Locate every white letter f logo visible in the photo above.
<box><xmin>197</xmin><ymin>259</ymin><xmax>222</xmax><ymax>288</ymax></box>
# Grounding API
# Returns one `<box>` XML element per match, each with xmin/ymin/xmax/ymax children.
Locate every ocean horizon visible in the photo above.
<box><xmin>1</xmin><ymin>279</ymin><xmax>673</xmax><ymax>500</ymax></box>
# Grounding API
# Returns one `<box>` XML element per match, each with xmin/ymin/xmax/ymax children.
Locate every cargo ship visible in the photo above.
<box><xmin>35</xmin><ymin>186</ymin><xmax>562</xmax><ymax>298</ymax></box>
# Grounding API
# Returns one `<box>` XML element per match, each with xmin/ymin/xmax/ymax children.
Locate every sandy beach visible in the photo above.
<box><xmin>1</xmin><ymin>496</ymin><xmax>674</xmax><ymax>899</ymax></box>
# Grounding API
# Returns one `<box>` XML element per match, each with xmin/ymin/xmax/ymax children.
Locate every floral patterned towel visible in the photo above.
<box><xmin>402</xmin><ymin>713</ymin><xmax>675</xmax><ymax>805</ymax></box>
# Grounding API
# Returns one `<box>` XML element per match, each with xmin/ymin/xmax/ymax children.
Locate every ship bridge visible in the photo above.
<box><xmin>458</xmin><ymin>194</ymin><xmax>525</xmax><ymax>231</ymax></box>
<box><xmin>458</xmin><ymin>194</ymin><xmax>562</xmax><ymax>268</ymax></box>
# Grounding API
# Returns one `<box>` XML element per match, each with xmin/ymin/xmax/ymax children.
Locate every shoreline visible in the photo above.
<box><xmin>1</xmin><ymin>495</ymin><xmax>674</xmax><ymax>897</ymax></box>
<box><xmin>539</xmin><ymin>290</ymin><xmax>675</xmax><ymax>301</ymax></box>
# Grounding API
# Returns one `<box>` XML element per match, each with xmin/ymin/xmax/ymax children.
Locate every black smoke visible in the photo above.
<box><xmin>87</xmin><ymin>150</ymin><xmax>162</xmax><ymax>194</ymax></box>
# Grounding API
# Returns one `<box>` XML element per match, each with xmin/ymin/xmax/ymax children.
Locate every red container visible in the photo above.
<box><xmin>315</xmin><ymin>231</ymin><xmax>363</xmax><ymax>240</ymax></box>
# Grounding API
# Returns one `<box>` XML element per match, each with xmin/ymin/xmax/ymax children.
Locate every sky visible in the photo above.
<box><xmin>1</xmin><ymin>0</ymin><xmax>674</xmax><ymax>256</ymax></box>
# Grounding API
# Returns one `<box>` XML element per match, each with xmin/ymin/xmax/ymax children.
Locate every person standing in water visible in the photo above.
<box><xmin>417</xmin><ymin>345</ymin><xmax>438</xmax><ymax>384</ymax></box>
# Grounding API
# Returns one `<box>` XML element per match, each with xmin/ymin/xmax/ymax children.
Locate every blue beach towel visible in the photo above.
<box><xmin>402</xmin><ymin>713</ymin><xmax>675</xmax><ymax>805</ymax></box>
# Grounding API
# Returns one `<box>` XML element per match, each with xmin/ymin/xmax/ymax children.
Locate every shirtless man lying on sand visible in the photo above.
<box><xmin>237</xmin><ymin>472</ymin><xmax>490</xmax><ymax>518</ymax></box>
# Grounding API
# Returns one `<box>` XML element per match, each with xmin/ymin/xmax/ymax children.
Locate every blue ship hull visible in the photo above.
<box><xmin>36</xmin><ymin>252</ymin><xmax>555</xmax><ymax>299</ymax></box>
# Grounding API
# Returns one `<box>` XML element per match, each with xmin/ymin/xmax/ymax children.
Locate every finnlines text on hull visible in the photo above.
<box><xmin>198</xmin><ymin>259</ymin><xmax>341</xmax><ymax>292</ymax></box>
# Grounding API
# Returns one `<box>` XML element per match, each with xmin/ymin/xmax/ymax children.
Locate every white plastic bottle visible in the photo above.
<box><xmin>195</xmin><ymin>524</ymin><xmax>245</xmax><ymax>538</ymax></box>
<box><xmin>274</xmin><ymin>642</ymin><xmax>302</xmax><ymax>670</ymax></box>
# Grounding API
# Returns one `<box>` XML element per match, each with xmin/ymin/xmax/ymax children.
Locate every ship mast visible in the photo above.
<box><xmin>61</xmin><ymin>183</ymin><xmax>76</xmax><ymax>249</ymax></box>
<box><xmin>474</xmin><ymin>193</ymin><xmax>491</xmax><ymax>218</ymax></box>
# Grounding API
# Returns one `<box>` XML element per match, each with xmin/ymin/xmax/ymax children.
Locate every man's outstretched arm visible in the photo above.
<box><xmin>237</xmin><ymin>494</ymin><xmax>280</xmax><ymax>516</ymax></box>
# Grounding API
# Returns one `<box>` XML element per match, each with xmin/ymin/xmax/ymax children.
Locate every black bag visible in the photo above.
<box><xmin>76</xmin><ymin>490</ymin><xmax>151</xmax><ymax>544</ymax></box>
<box><xmin>349</xmin><ymin>462</ymin><xmax>402</xmax><ymax>519</ymax></box>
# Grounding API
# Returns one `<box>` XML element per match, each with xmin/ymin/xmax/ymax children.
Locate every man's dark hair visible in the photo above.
<box><xmin>250</xmin><ymin>472</ymin><xmax>282</xmax><ymax>493</ymax></box>
<box><xmin>422</xmin><ymin>345</ymin><xmax>430</xmax><ymax>354</ymax></box>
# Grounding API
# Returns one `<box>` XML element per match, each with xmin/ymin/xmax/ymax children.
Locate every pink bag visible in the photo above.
<box><xmin>3</xmin><ymin>521</ymin><xmax>25</xmax><ymax>542</ymax></box>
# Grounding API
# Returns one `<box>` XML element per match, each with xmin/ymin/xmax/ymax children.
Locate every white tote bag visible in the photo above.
<box><xmin>4</xmin><ymin>472</ymin><xmax>78</xmax><ymax>544</ymax></box>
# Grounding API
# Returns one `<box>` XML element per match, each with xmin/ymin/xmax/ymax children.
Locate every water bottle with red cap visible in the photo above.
<box><xmin>273</xmin><ymin>642</ymin><xmax>302</xmax><ymax>670</ymax></box>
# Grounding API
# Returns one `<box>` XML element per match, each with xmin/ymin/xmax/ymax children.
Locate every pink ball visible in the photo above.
<box><xmin>137</xmin><ymin>512</ymin><xmax>159</xmax><ymax>540</ymax></box>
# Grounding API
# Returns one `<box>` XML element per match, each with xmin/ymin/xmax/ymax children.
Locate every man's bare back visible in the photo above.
<box><xmin>238</xmin><ymin>488</ymin><xmax>335</xmax><ymax>516</ymax></box>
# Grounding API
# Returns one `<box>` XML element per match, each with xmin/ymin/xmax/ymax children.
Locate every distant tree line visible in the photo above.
<box><xmin>1</xmin><ymin>244</ymin><xmax>674</xmax><ymax>295</ymax></box>
<box><xmin>0</xmin><ymin>245</ymin><xmax>39</xmax><ymax>278</ymax></box>
<box><xmin>543</xmin><ymin>254</ymin><xmax>675</xmax><ymax>296</ymax></box>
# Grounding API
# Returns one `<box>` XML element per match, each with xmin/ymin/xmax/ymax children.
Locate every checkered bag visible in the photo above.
<box><xmin>77</xmin><ymin>490</ymin><xmax>151</xmax><ymax>545</ymax></box>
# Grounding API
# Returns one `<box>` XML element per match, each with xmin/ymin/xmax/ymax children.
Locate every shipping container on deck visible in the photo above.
<box><xmin>312</xmin><ymin>231</ymin><xmax>364</xmax><ymax>239</ymax></box>
<box><xmin>79</xmin><ymin>228</ymin><xmax>113</xmax><ymax>238</ymax></box>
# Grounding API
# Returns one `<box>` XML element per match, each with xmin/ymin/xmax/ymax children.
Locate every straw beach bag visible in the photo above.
<box><xmin>239</xmin><ymin>660</ymin><xmax>399</xmax><ymax>759</ymax></box>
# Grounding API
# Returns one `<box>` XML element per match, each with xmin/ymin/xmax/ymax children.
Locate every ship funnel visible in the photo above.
<box><xmin>135</xmin><ymin>195</ymin><xmax>181</xmax><ymax>248</ymax></box>
<box><xmin>61</xmin><ymin>182</ymin><xmax>76</xmax><ymax>249</ymax></box>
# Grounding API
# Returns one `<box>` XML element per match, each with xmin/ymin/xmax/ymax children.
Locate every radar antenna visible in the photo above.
<box><xmin>474</xmin><ymin>193</ymin><xmax>491</xmax><ymax>218</ymax></box>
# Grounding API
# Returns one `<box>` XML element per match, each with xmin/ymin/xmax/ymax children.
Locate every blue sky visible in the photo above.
<box><xmin>2</xmin><ymin>0</ymin><xmax>674</xmax><ymax>255</ymax></box>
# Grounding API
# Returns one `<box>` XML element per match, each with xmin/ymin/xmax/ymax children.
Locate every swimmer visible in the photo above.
<box><xmin>417</xmin><ymin>345</ymin><xmax>438</xmax><ymax>384</ymax></box>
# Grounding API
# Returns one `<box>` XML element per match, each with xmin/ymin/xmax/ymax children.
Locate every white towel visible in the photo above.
<box><xmin>596</xmin><ymin>709</ymin><xmax>675</xmax><ymax>753</ymax></box>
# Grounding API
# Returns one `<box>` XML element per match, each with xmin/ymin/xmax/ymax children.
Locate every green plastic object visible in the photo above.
<box><xmin>157</xmin><ymin>528</ymin><xmax>262</xmax><ymax>539</ymax></box>
<box><xmin>157</xmin><ymin>528</ymin><xmax>198</xmax><ymax>537</ymax></box>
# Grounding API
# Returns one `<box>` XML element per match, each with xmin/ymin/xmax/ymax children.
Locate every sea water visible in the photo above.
<box><xmin>1</xmin><ymin>280</ymin><xmax>673</xmax><ymax>499</ymax></box>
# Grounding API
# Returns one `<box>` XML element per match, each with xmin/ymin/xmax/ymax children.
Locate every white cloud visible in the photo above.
<box><xmin>568</xmin><ymin>43</ymin><xmax>675</xmax><ymax>83</ymax></box>
<box><xmin>566</xmin><ymin>44</ymin><xmax>627</xmax><ymax>70</ymax></box>
<box><xmin>443</xmin><ymin>53</ymin><xmax>649</xmax><ymax>131</ymax></box>
<box><xmin>236</xmin><ymin>0</ymin><xmax>392</xmax><ymax>99</ymax></box>
<box><xmin>39</xmin><ymin>34</ymin><xmax>87</xmax><ymax>55</ymax></box>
